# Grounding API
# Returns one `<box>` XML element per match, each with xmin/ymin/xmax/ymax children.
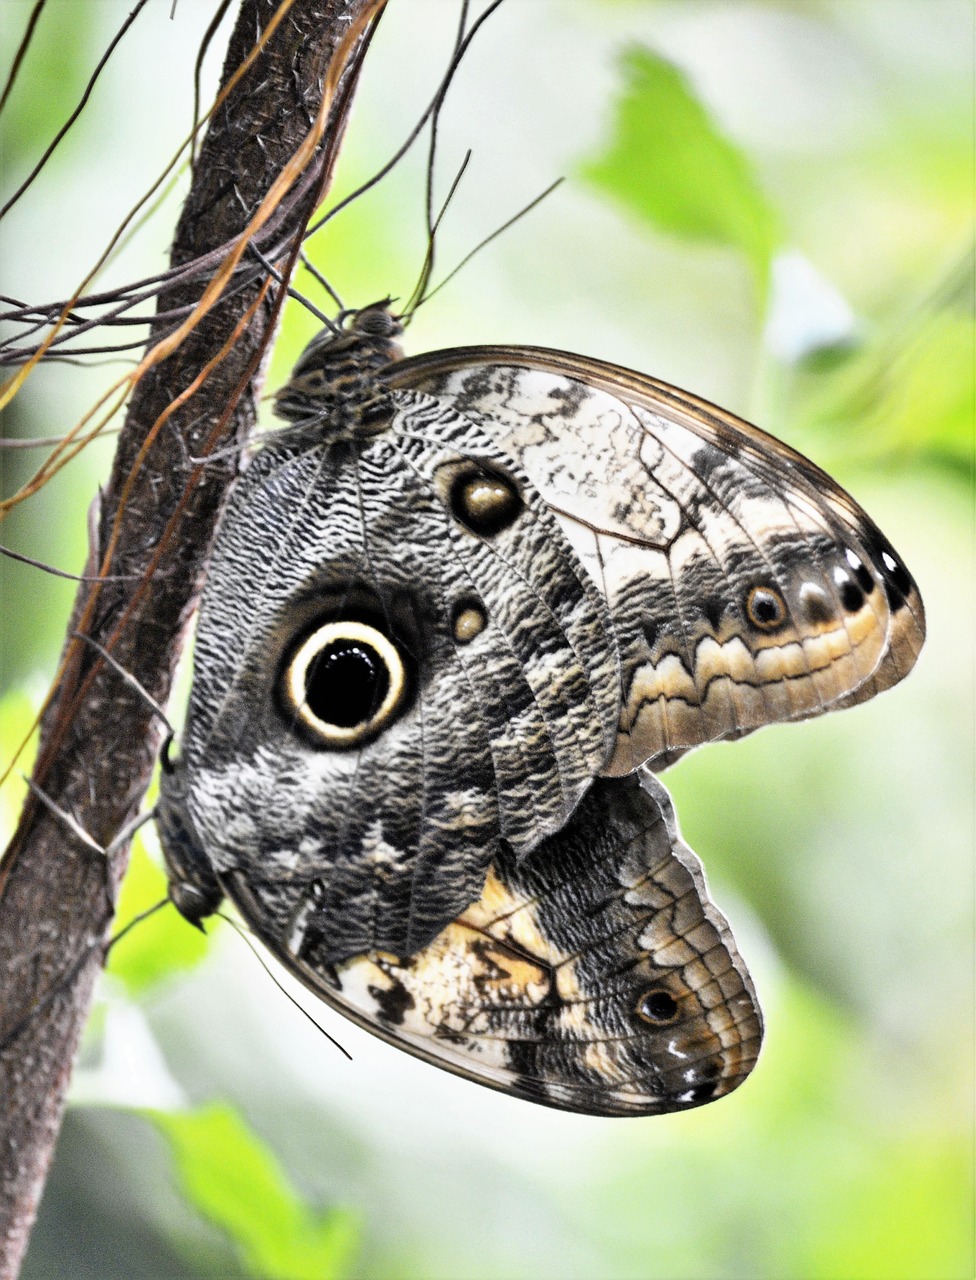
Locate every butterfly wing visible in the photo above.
<box><xmin>160</xmin><ymin>391</ymin><xmax>620</xmax><ymax>961</ymax></box>
<box><xmin>229</xmin><ymin>768</ymin><xmax>762</xmax><ymax>1116</ymax></box>
<box><xmin>387</xmin><ymin>347</ymin><xmax>925</xmax><ymax>773</ymax></box>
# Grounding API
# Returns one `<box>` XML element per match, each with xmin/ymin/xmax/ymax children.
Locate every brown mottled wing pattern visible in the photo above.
<box><xmin>158</xmin><ymin>392</ymin><xmax>620</xmax><ymax>962</ymax></box>
<box><xmin>234</xmin><ymin>769</ymin><xmax>761</xmax><ymax>1116</ymax></box>
<box><xmin>387</xmin><ymin>348</ymin><xmax>925</xmax><ymax>773</ymax></box>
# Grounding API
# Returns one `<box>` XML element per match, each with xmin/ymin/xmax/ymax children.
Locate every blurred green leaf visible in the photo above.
<box><xmin>793</xmin><ymin>308</ymin><xmax>975</xmax><ymax>477</ymax></box>
<box><xmin>582</xmin><ymin>47</ymin><xmax>782</xmax><ymax>291</ymax></box>
<box><xmin>148</xmin><ymin>1104</ymin><xmax>361</xmax><ymax>1280</ymax></box>
<box><xmin>805</xmin><ymin>1137</ymin><xmax>975</xmax><ymax>1280</ymax></box>
<box><xmin>589</xmin><ymin>978</ymin><xmax>974</xmax><ymax>1280</ymax></box>
<box><xmin>0</xmin><ymin>1</ymin><xmax>105</xmax><ymax>175</ymax></box>
<box><xmin>0</xmin><ymin>688</ymin><xmax>35</xmax><ymax>844</ymax></box>
<box><xmin>107</xmin><ymin>834</ymin><xmax>215</xmax><ymax>995</ymax></box>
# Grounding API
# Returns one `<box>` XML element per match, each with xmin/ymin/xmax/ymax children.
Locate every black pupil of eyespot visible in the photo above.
<box><xmin>640</xmin><ymin>989</ymin><xmax>678</xmax><ymax>1022</ymax></box>
<box><xmin>450</xmin><ymin>470</ymin><xmax>520</xmax><ymax>536</ymax></box>
<box><xmin>304</xmin><ymin>639</ymin><xmax>389</xmax><ymax>728</ymax></box>
<box><xmin>751</xmin><ymin>590</ymin><xmax>781</xmax><ymax>623</ymax></box>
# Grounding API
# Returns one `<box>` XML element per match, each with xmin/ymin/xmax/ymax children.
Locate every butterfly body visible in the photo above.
<box><xmin>158</xmin><ymin>303</ymin><xmax>924</xmax><ymax>1114</ymax></box>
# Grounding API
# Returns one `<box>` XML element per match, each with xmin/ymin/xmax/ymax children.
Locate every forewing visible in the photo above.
<box><xmin>248</xmin><ymin>769</ymin><xmax>762</xmax><ymax>1117</ymax></box>
<box><xmin>388</xmin><ymin>347</ymin><xmax>925</xmax><ymax>773</ymax></box>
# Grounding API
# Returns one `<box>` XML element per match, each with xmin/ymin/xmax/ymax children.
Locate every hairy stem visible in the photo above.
<box><xmin>0</xmin><ymin>1</ymin><xmax>382</xmax><ymax>1272</ymax></box>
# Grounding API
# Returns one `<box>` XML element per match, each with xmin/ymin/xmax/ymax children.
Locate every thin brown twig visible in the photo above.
<box><xmin>0</xmin><ymin>0</ymin><xmax>153</xmax><ymax>221</ymax></box>
<box><xmin>0</xmin><ymin>0</ymin><xmax>47</xmax><ymax>117</ymax></box>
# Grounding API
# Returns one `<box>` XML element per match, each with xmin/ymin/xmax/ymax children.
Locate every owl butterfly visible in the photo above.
<box><xmin>158</xmin><ymin>303</ymin><xmax>924</xmax><ymax>1116</ymax></box>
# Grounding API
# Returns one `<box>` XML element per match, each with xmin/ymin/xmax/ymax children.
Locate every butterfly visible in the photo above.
<box><xmin>157</xmin><ymin>301</ymin><xmax>924</xmax><ymax>1115</ymax></box>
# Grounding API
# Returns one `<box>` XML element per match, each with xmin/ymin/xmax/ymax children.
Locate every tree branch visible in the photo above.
<box><xmin>0</xmin><ymin>2</ymin><xmax>383</xmax><ymax>1272</ymax></box>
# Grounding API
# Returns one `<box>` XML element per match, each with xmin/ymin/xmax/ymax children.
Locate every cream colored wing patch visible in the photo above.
<box><xmin>388</xmin><ymin>349</ymin><xmax>925</xmax><ymax>773</ymax></box>
<box><xmin>251</xmin><ymin>770</ymin><xmax>762</xmax><ymax>1117</ymax></box>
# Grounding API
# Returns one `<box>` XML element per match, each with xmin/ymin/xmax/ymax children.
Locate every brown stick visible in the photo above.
<box><xmin>0</xmin><ymin>1</ymin><xmax>383</xmax><ymax>1272</ymax></box>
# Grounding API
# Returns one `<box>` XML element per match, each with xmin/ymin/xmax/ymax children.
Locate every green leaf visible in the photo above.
<box><xmin>0</xmin><ymin>0</ymin><xmax>106</xmax><ymax>173</ymax></box>
<box><xmin>582</xmin><ymin>47</ymin><xmax>782</xmax><ymax>290</ymax></box>
<box><xmin>0</xmin><ymin>688</ymin><xmax>36</xmax><ymax>845</ymax></box>
<box><xmin>791</xmin><ymin>291</ymin><xmax>975</xmax><ymax>477</ymax></box>
<box><xmin>148</xmin><ymin>1104</ymin><xmax>361</xmax><ymax>1280</ymax></box>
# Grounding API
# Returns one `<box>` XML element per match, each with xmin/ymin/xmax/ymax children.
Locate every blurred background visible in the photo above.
<box><xmin>1</xmin><ymin>1</ymin><xmax>972</xmax><ymax>1277</ymax></box>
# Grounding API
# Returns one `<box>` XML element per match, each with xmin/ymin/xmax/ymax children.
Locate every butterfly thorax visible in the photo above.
<box><xmin>273</xmin><ymin>302</ymin><xmax>404</xmax><ymax>441</ymax></box>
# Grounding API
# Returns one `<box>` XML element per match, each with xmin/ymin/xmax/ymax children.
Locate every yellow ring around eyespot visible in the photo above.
<box><xmin>283</xmin><ymin>621</ymin><xmax>406</xmax><ymax>746</ymax></box>
<box><xmin>745</xmin><ymin>584</ymin><xmax>787</xmax><ymax>632</ymax></box>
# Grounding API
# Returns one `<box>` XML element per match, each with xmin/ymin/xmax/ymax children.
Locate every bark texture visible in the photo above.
<box><xmin>0</xmin><ymin>1</ymin><xmax>381</xmax><ymax>1272</ymax></box>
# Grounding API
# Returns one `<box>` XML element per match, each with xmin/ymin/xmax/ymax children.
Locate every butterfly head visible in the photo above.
<box><xmin>273</xmin><ymin>300</ymin><xmax>405</xmax><ymax>438</ymax></box>
<box><xmin>156</xmin><ymin>754</ymin><xmax>224</xmax><ymax>930</ymax></box>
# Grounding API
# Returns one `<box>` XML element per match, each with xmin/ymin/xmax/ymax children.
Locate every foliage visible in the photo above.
<box><xmin>148</xmin><ymin>1105</ymin><xmax>361</xmax><ymax>1280</ymax></box>
<box><xmin>583</xmin><ymin>47</ymin><xmax>781</xmax><ymax>293</ymax></box>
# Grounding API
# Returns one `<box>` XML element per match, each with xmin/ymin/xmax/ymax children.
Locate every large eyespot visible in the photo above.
<box><xmin>745</xmin><ymin>585</ymin><xmax>787</xmax><ymax>632</ymax></box>
<box><xmin>449</xmin><ymin>467</ymin><xmax>522</xmax><ymax>536</ymax></box>
<box><xmin>281</xmin><ymin>621</ymin><xmax>407</xmax><ymax>747</ymax></box>
<box><xmin>635</xmin><ymin>987</ymin><xmax>680</xmax><ymax>1025</ymax></box>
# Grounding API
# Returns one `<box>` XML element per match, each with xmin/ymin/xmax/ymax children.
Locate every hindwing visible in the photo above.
<box><xmin>230</xmin><ymin>768</ymin><xmax>762</xmax><ymax>1116</ymax></box>
<box><xmin>159</xmin><ymin>389</ymin><xmax>619</xmax><ymax>961</ymax></box>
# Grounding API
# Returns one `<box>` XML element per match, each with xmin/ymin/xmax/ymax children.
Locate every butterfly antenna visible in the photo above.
<box><xmin>303</xmin><ymin>0</ymin><xmax>506</xmax><ymax>242</ymax></box>
<box><xmin>298</xmin><ymin>250</ymin><xmax>345</xmax><ymax>313</ymax></box>
<box><xmin>417</xmin><ymin>0</ymin><xmax>472</xmax><ymax>302</ymax></box>
<box><xmin>218</xmin><ymin>911</ymin><xmax>353</xmax><ymax>1061</ymax></box>
<box><xmin>415</xmin><ymin>176</ymin><xmax>564</xmax><ymax>311</ymax></box>
<box><xmin>246</xmin><ymin>243</ymin><xmax>339</xmax><ymax>332</ymax></box>
<box><xmin>402</xmin><ymin>148</ymin><xmax>473</xmax><ymax>324</ymax></box>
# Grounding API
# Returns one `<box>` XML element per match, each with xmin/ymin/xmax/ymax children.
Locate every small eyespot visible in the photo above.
<box><xmin>846</xmin><ymin>548</ymin><xmax>876</xmax><ymax>595</ymax></box>
<box><xmin>280</xmin><ymin>620</ymin><xmax>407</xmax><ymax>747</ymax></box>
<box><xmin>799</xmin><ymin>582</ymin><xmax>835</xmax><ymax>625</ymax></box>
<box><xmin>745</xmin><ymin>585</ymin><xmax>787</xmax><ymax>631</ymax></box>
<box><xmin>880</xmin><ymin>547</ymin><xmax>913</xmax><ymax>601</ymax></box>
<box><xmin>636</xmin><ymin>988</ymin><xmax>680</xmax><ymax>1025</ymax></box>
<box><xmin>452</xmin><ymin>601</ymin><xmax>487</xmax><ymax>644</ymax></box>
<box><xmin>450</xmin><ymin>468</ymin><xmax>522</xmax><ymax>536</ymax></box>
<box><xmin>832</xmin><ymin>565</ymin><xmax>865</xmax><ymax>613</ymax></box>
<box><xmin>840</xmin><ymin>580</ymin><xmax>865</xmax><ymax>613</ymax></box>
<box><xmin>685</xmin><ymin>1080</ymin><xmax>719</xmax><ymax>1104</ymax></box>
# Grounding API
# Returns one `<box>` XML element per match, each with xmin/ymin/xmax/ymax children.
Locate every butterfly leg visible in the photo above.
<box><xmin>21</xmin><ymin>777</ymin><xmax>157</xmax><ymax>932</ymax></box>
